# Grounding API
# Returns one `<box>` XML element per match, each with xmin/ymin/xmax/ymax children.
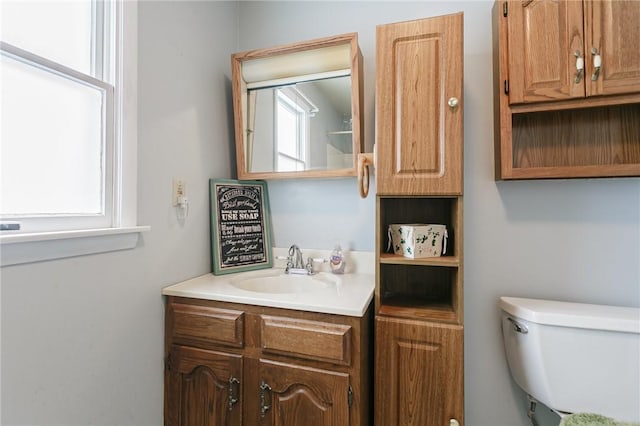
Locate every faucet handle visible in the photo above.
<box><xmin>305</xmin><ymin>257</ymin><xmax>327</xmax><ymax>274</ymax></box>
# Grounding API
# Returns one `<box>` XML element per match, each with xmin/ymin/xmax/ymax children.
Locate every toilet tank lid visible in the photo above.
<box><xmin>499</xmin><ymin>297</ymin><xmax>640</xmax><ymax>334</ymax></box>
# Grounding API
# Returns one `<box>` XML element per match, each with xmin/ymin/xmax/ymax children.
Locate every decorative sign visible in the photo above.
<box><xmin>210</xmin><ymin>179</ymin><xmax>272</xmax><ymax>275</ymax></box>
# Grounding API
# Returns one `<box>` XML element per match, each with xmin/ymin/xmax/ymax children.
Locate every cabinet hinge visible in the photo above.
<box><xmin>503</xmin><ymin>2</ymin><xmax>508</xmax><ymax>17</ymax></box>
<box><xmin>504</xmin><ymin>80</ymin><xmax>509</xmax><ymax>95</ymax></box>
<box><xmin>164</xmin><ymin>353</ymin><xmax>172</xmax><ymax>372</ymax></box>
<box><xmin>347</xmin><ymin>386</ymin><xmax>353</xmax><ymax>408</ymax></box>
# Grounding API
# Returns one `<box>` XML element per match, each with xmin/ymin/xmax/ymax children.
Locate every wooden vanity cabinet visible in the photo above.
<box><xmin>493</xmin><ymin>0</ymin><xmax>640</xmax><ymax>179</ymax></box>
<box><xmin>374</xmin><ymin>13</ymin><xmax>464</xmax><ymax>426</ymax></box>
<box><xmin>164</xmin><ymin>296</ymin><xmax>372</xmax><ymax>426</ymax></box>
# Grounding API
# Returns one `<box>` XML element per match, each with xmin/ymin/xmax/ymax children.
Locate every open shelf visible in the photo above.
<box><xmin>376</xmin><ymin>196</ymin><xmax>463</xmax><ymax>323</ymax></box>
<box><xmin>510</xmin><ymin>103</ymin><xmax>640</xmax><ymax>176</ymax></box>
<box><xmin>379</xmin><ymin>252</ymin><xmax>460</xmax><ymax>267</ymax></box>
<box><xmin>378</xmin><ymin>196</ymin><xmax>460</xmax><ymax>258</ymax></box>
<box><xmin>377</xmin><ymin>303</ymin><xmax>457</xmax><ymax>323</ymax></box>
<box><xmin>379</xmin><ymin>263</ymin><xmax>456</xmax><ymax>304</ymax></box>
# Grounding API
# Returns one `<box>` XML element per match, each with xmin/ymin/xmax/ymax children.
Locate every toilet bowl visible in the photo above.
<box><xmin>499</xmin><ymin>296</ymin><xmax>640</xmax><ymax>422</ymax></box>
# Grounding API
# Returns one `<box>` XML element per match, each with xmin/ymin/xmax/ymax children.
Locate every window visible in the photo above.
<box><xmin>0</xmin><ymin>1</ymin><xmax>145</xmax><ymax>265</ymax></box>
<box><xmin>274</xmin><ymin>86</ymin><xmax>316</xmax><ymax>172</ymax></box>
<box><xmin>2</xmin><ymin>0</ymin><xmax>115</xmax><ymax>233</ymax></box>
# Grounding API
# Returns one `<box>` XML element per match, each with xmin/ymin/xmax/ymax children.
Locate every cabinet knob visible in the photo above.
<box><xmin>450</xmin><ymin>419</ymin><xmax>460</xmax><ymax>426</ymax></box>
<box><xmin>574</xmin><ymin>50</ymin><xmax>584</xmax><ymax>83</ymax></box>
<box><xmin>591</xmin><ymin>47</ymin><xmax>601</xmax><ymax>81</ymax></box>
<box><xmin>448</xmin><ymin>97</ymin><xmax>459</xmax><ymax>109</ymax></box>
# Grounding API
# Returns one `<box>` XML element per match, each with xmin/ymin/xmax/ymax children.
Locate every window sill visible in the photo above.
<box><xmin>0</xmin><ymin>226</ymin><xmax>150</xmax><ymax>267</ymax></box>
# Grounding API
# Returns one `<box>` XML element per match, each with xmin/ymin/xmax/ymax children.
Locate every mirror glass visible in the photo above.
<box><xmin>246</xmin><ymin>75</ymin><xmax>353</xmax><ymax>173</ymax></box>
<box><xmin>232</xmin><ymin>33</ymin><xmax>363</xmax><ymax>180</ymax></box>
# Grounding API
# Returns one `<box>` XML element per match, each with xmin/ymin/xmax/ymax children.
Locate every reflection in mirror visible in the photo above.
<box><xmin>232</xmin><ymin>33</ymin><xmax>363</xmax><ymax>180</ymax></box>
<box><xmin>247</xmin><ymin>75</ymin><xmax>353</xmax><ymax>173</ymax></box>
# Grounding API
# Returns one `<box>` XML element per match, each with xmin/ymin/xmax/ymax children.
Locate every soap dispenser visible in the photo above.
<box><xmin>329</xmin><ymin>244</ymin><xmax>346</xmax><ymax>274</ymax></box>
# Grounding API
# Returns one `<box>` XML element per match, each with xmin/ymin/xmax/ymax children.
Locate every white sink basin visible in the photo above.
<box><xmin>229</xmin><ymin>270</ymin><xmax>340</xmax><ymax>294</ymax></box>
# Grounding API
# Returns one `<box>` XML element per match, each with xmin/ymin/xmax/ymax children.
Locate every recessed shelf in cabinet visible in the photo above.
<box><xmin>509</xmin><ymin>103</ymin><xmax>640</xmax><ymax>179</ymax></box>
<box><xmin>377</xmin><ymin>197</ymin><xmax>461</xmax><ymax>260</ymax></box>
<box><xmin>378</xmin><ymin>263</ymin><xmax>460</xmax><ymax>322</ymax></box>
<box><xmin>376</xmin><ymin>196</ymin><xmax>463</xmax><ymax>324</ymax></box>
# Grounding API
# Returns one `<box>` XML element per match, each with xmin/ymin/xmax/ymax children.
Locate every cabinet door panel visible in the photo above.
<box><xmin>259</xmin><ymin>359</ymin><xmax>350</xmax><ymax>426</ymax></box>
<box><xmin>375</xmin><ymin>317</ymin><xmax>463</xmax><ymax>426</ymax></box>
<box><xmin>376</xmin><ymin>13</ymin><xmax>463</xmax><ymax>195</ymax></box>
<box><xmin>166</xmin><ymin>345</ymin><xmax>242</xmax><ymax>426</ymax></box>
<box><xmin>585</xmin><ymin>0</ymin><xmax>640</xmax><ymax>96</ymax></box>
<box><xmin>507</xmin><ymin>0</ymin><xmax>585</xmax><ymax>103</ymax></box>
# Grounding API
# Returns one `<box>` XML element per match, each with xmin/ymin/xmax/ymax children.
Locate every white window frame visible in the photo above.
<box><xmin>0</xmin><ymin>0</ymin><xmax>148</xmax><ymax>267</ymax></box>
<box><xmin>274</xmin><ymin>86</ymin><xmax>315</xmax><ymax>171</ymax></box>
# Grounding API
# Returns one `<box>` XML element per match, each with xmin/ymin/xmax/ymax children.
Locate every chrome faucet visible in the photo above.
<box><xmin>285</xmin><ymin>244</ymin><xmax>317</xmax><ymax>275</ymax></box>
<box><xmin>287</xmin><ymin>244</ymin><xmax>304</xmax><ymax>270</ymax></box>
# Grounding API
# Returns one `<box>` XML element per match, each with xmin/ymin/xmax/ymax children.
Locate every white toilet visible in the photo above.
<box><xmin>499</xmin><ymin>296</ymin><xmax>640</xmax><ymax>422</ymax></box>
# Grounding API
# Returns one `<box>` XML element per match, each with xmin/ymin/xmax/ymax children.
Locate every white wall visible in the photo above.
<box><xmin>1</xmin><ymin>2</ymin><xmax>638</xmax><ymax>425</ymax></box>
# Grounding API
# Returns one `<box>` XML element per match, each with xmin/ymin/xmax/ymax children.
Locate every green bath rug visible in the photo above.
<box><xmin>559</xmin><ymin>413</ymin><xmax>640</xmax><ymax>426</ymax></box>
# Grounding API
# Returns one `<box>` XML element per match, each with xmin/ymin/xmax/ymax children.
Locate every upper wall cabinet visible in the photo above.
<box><xmin>376</xmin><ymin>15</ymin><xmax>463</xmax><ymax>196</ymax></box>
<box><xmin>493</xmin><ymin>0</ymin><xmax>640</xmax><ymax>180</ymax></box>
<box><xmin>506</xmin><ymin>0</ymin><xmax>640</xmax><ymax>104</ymax></box>
<box><xmin>231</xmin><ymin>33</ymin><xmax>364</xmax><ymax>180</ymax></box>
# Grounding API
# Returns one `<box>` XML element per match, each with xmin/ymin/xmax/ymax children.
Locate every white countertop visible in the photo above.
<box><xmin>162</xmin><ymin>249</ymin><xmax>375</xmax><ymax>317</ymax></box>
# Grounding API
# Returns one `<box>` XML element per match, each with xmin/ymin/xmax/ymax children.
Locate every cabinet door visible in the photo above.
<box><xmin>375</xmin><ymin>316</ymin><xmax>463</xmax><ymax>426</ymax></box>
<box><xmin>585</xmin><ymin>0</ymin><xmax>640</xmax><ymax>96</ymax></box>
<box><xmin>376</xmin><ymin>13</ymin><xmax>463</xmax><ymax>196</ymax></box>
<box><xmin>506</xmin><ymin>0</ymin><xmax>585</xmax><ymax>103</ymax></box>
<box><xmin>258</xmin><ymin>359</ymin><xmax>350</xmax><ymax>426</ymax></box>
<box><xmin>165</xmin><ymin>345</ymin><xmax>242</xmax><ymax>426</ymax></box>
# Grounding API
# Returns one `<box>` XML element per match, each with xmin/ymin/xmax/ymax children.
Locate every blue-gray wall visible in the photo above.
<box><xmin>1</xmin><ymin>2</ymin><xmax>638</xmax><ymax>425</ymax></box>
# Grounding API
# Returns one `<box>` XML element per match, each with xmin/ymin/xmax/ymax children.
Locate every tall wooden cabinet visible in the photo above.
<box><xmin>374</xmin><ymin>13</ymin><xmax>464</xmax><ymax>426</ymax></box>
<box><xmin>493</xmin><ymin>0</ymin><xmax>640</xmax><ymax>179</ymax></box>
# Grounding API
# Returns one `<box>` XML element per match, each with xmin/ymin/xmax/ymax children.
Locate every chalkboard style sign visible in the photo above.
<box><xmin>210</xmin><ymin>179</ymin><xmax>273</xmax><ymax>275</ymax></box>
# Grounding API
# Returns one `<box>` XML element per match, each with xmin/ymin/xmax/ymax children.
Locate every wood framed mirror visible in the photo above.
<box><xmin>231</xmin><ymin>33</ymin><xmax>363</xmax><ymax>180</ymax></box>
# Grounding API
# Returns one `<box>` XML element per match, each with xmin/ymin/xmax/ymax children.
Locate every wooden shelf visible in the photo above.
<box><xmin>509</xmin><ymin>93</ymin><xmax>640</xmax><ymax>114</ymax></box>
<box><xmin>508</xmin><ymin>164</ymin><xmax>640</xmax><ymax>180</ymax></box>
<box><xmin>377</xmin><ymin>302</ymin><xmax>458</xmax><ymax>323</ymax></box>
<box><xmin>379</xmin><ymin>252</ymin><xmax>460</xmax><ymax>267</ymax></box>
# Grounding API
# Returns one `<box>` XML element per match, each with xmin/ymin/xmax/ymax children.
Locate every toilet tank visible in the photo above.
<box><xmin>500</xmin><ymin>296</ymin><xmax>640</xmax><ymax>422</ymax></box>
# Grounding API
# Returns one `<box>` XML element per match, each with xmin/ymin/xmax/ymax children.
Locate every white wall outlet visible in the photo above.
<box><xmin>172</xmin><ymin>178</ymin><xmax>186</xmax><ymax>206</ymax></box>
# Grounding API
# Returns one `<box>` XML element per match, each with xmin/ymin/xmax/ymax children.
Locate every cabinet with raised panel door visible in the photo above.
<box><xmin>375</xmin><ymin>13</ymin><xmax>463</xmax><ymax>197</ymax></box>
<box><xmin>493</xmin><ymin>0</ymin><xmax>640</xmax><ymax>179</ymax></box>
<box><xmin>165</xmin><ymin>345</ymin><xmax>243</xmax><ymax>425</ymax></box>
<box><xmin>164</xmin><ymin>296</ymin><xmax>372</xmax><ymax>426</ymax></box>
<box><xmin>504</xmin><ymin>0</ymin><xmax>640</xmax><ymax>103</ymax></box>
<box><xmin>374</xmin><ymin>12</ymin><xmax>464</xmax><ymax>426</ymax></box>
<box><xmin>375</xmin><ymin>317</ymin><xmax>463</xmax><ymax>425</ymax></box>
